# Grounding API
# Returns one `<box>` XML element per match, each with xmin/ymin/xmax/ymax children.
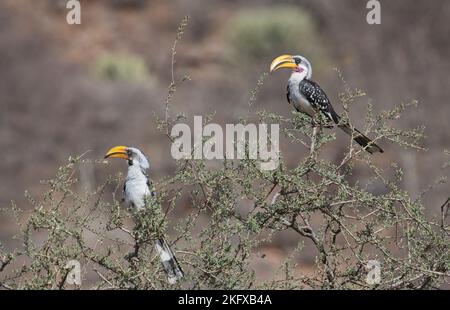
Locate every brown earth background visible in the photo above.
<box><xmin>0</xmin><ymin>0</ymin><xmax>449</xmax><ymax>285</ymax></box>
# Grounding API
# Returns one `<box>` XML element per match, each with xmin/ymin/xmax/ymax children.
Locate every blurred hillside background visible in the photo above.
<box><xmin>1</xmin><ymin>0</ymin><xmax>449</xmax><ymax>283</ymax></box>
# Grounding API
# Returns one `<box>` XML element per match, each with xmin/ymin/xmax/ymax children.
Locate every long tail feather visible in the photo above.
<box><xmin>328</xmin><ymin>109</ymin><xmax>383</xmax><ymax>154</ymax></box>
<box><xmin>338</xmin><ymin>123</ymin><xmax>383</xmax><ymax>154</ymax></box>
<box><xmin>155</xmin><ymin>237</ymin><xmax>184</xmax><ymax>284</ymax></box>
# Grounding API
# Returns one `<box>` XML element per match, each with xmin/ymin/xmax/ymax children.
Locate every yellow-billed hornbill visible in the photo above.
<box><xmin>105</xmin><ymin>146</ymin><xmax>184</xmax><ymax>284</ymax></box>
<box><xmin>270</xmin><ymin>54</ymin><xmax>383</xmax><ymax>154</ymax></box>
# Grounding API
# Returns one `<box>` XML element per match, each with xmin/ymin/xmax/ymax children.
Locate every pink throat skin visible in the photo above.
<box><xmin>294</xmin><ymin>67</ymin><xmax>304</xmax><ymax>73</ymax></box>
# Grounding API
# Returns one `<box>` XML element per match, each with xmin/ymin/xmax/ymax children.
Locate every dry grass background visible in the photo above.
<box><xmin>0</xmin><ymin>0</ymin><xmax>449</xmax><ymax>285</ymax></box>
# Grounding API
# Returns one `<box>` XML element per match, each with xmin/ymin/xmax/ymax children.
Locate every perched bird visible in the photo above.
<box><xmin>270</xmin><ymin>54</ymin><xmax>383</xmax><ymax>154</ymax></box>
<box><xmin>104</xmin><ymin>145</ymin><xmax>184</xmax><ymax>284</ymax></box>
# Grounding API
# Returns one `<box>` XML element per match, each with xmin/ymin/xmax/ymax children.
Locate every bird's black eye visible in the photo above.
<box><xmin>294</xmin><ymin>58</ymin><xmax>301</xmax><ymax>65</ymax></box>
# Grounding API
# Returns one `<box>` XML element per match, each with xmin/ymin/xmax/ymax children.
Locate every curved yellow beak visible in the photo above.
<box><xmin>270</xmin><ymin>54</ymin><xmax>297</xmax><ymax>72</ymax></box>
<box><xmin>104</xmin><ymin>145</ymin><xmax>128</xmax><ymax>160</ymax></box>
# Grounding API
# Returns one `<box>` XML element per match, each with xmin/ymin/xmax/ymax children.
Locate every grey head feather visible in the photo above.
<box><xmin>127</xmin><ymin>147</ymin><xmax>150</xmax><ymax>171</ymax></box>
<box><xmin>293</xmin><ymin>55</ymin><xmax>312</xmax><ymax>79</ymax></box>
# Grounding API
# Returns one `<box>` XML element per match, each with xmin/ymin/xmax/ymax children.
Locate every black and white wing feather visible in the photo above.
<box><xmin>286</xmin><ymin>84</ymin><xmax>291</xmax><ymax>105</ymax></box>
<box><xmin>299</xmin><ymin>79</ymin><xmax>339</xmax><ymax>123</ymax></box>
<box><xmin>296</xmin><ymin>79</ymin><xmax>383</xmax><ymax>154</ymax></box>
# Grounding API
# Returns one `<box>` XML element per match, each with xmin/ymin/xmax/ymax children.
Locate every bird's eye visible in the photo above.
<box><xmin>294</xmin><ymin>58</ymin><xmax>301</xmax><ymax>65</ymax></box>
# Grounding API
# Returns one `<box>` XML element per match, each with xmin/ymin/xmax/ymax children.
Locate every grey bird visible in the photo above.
<box><xmin>105</xmin><ymin>145</ymin><xmax>184</xmax><ymax>284</ymax></box>
<box><xmin>270</xmin><ymin>54</ymin><xmax>383</xmax><ymax>154</ymax></box>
